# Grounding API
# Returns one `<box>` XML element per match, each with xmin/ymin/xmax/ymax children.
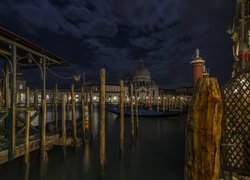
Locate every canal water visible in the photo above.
<box><xmin>0</xmin><ymin>108</ymin><xmax>186</xmax><ymax>180</ymax></box>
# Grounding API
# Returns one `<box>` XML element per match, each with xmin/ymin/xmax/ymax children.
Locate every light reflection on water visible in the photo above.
<box><xmin>0</xmin><ymin>107</ymin><xmax>186</xmax><ymax>180</ymax></box>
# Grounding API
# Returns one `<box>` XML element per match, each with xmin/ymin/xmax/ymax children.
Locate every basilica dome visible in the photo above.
<box><xmin>133</xmin><ymin>60</ymin><xmax>151</xmax><ymax>79</ymax></box>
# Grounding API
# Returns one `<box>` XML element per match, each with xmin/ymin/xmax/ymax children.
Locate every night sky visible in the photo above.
<box><xmin>0</xmin><ymin>0</ymin><xmax>235</xmax><ymax>88</ymax></box>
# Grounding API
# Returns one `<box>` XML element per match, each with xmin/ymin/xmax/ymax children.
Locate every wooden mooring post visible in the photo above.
<box><xmin>41</xmin><ymin>98</ymin><xmax>48</xmax><ymax>163</ymax></box>
<box><xmin>184</xmin><ymin>78</ymin><xmax>223</xmax><ymax>180</ymax></box>
<box><xmin>89</xmin><ymin>86</ymin><xmax>93</xmax><ymax>141</ymax></box>
<box><xmin>84</xmin><ymin>89</ymin><xmax>89</xmax><ymax>143</ymax></box>
<box><xmin>100</xmin><ymin>68</ymin><xmax>106</xmax><ymax>175</ymax></box>
<box><xmin>130</xmin><ymin>84</ymin><xmax>135</xmax><ymax>141</ymax></box>
<box><xmin>81</xmin><ymin>86</ymin><xmax>85</xmax><ymax>143</ymax></box>
<box><xmin>135</xmin><ymin>91</ymin><xmax>139</xmax><ymax>135</ymax></box>
<box><xmin>62</xmin><ymin>94</ymin><xmax>67</xmax><ymax>157</ymax></box>
<box><xmin>120</xmin><ymin>80</ymin><xmax>124</xmax><ymax>154</ymax></box>
<box><xmin>54</xmin><ymin>84</ymin><xmax>58</xmax><ymax>132</ymax></box>
<box><xmin>24</xmin><ymin>87</ymin><xmax>30</xmax><ymax>168</ymax></box>
<box><xmin>71</xmin><ymin>84</ymin><xmax>77</xmax><ymax>147</ymax></box>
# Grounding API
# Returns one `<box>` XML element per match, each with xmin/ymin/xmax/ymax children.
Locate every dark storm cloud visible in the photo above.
<box><xmin>0</xmin><ymin>0</ymin><xmax>235</xmax><ymax>88</ymax></box>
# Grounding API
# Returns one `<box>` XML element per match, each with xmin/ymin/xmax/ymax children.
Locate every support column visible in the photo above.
<box><xmin>4</xmin><ymin>61</ymin><xmax>10</xmax><ymax>108</ymax></box>
<box><xmin>10</xmin><ymin>44</ymin><xmax>16</xmax><ymax>159</ymax></box>
<box><xmin>55</xmin><ymin>84</ymin><xmax>58</xmax><ymax>132</ymax></box>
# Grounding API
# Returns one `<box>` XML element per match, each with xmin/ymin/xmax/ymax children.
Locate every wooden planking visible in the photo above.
<box><xmin>0</xmin><ymin>134</ymin><xmax>58</xmax><ymax>165</ymax></box>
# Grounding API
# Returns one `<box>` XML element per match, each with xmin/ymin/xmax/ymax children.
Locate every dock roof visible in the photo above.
<box><xmin>0</xmin><ymin>27</ymin><xmax>70</xmax><ymax>67</ymax></box>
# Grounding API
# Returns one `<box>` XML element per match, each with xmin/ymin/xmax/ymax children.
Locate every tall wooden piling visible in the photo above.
<box><xmin>130</xmin><ymin>84</ymin><xmax>135</xmax><ymax>140</ymax></box>
<box><xmin>71</xmin><ymin>84</ymin><xmax>77</xmax><ymax>147</ymax></box>
<box><xmin>25</xmin><ymin>87</ymin><xmax>30</xmax><ymax>167</ymax></box>
<box><xmin>135</xmin><ymin>91</ymin><xmax>139</xmax><ymax>134</ymax></box>
<box><xmin>67</xmin><ymin>91</ymin><xmax>70</xmax><ymax>122</ymax></box>
<box><xmin>184</xmin><ymin>78</ymin><xmax>223</xmax><ymax>180</ymax></box>
<box><xmin>62</xmin><ymin>94</ymin><xmax>66</xmax><ymax>157</ymax></box>
<box><xmin>89</xmin><ymin>86</ymin><xmax>93</xmax><ymax>139</ymax></box>
<box><xmin>54</xmin><ymin>84</ymin><xmax>58</xmax><ymax>132</ymax></box>
<box><xmin>41</xmin><ymin>98</ymin><xmax>48</xmax><ymax>163</ymax></box>
<box><xmin>81</xmin><ymin>86</ymin><xmax>85</xmax><ymax>142</ymax></box>
<box><xmin>120</xmin><ymin>80</ymin><xmax>124</xmax><ymax>154</ymax></box>
<box><xmin>100</xmin><ymin>68</ymin><xmax>106</xmax><ymax>174</ymax></box>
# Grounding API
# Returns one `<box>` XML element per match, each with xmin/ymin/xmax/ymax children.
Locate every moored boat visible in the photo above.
<box><xmin>106</xmin><ymin>105</ymin><xmax>180</xmax><ymax>117</ymax></box>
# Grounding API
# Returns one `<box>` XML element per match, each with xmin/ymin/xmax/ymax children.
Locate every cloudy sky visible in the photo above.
<box><xmin>0</xmin><ymin>0</ymin><xmax>235</xmax><ymax>88</ymax></box>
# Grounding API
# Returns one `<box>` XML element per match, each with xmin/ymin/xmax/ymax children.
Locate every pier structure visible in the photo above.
<box><xmin>0</xmin><ymin>27</ymin><xmax>72</xmax><ymax>165</ymax></box>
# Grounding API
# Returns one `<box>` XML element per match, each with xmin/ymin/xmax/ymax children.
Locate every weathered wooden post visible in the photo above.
<box><xmin>54</xmin><ymin>84</ymin><xmax>58</xmax><ymax>132</ymax></box>
<box><xmin>89</xmin><ymin>86</ymin><xmax>93</xmax><ymax>140</ymax></box>
<box><xmin>71</xmin><ymin>84</ymin><xmax>77</xmax><ymax>147</ymax></box>
<box><xmin>66</xmin><ymin>91</ymin><xmax>70</xmax><ymax>122</ymax></box>
<box><xmin>184</xmin><ymin>78</ymin><xmax>223</xmax><ymax>180</ymax></box>
<box><xmin>100</xmin><ymin>68</ymin><xmax>106</xmax><ymax>175</ymax></box>
<box><xmin>120</xmin><ymin>80</ymin><xmax>124</xmax><ymax>154</ymax></box>
<box><xmin>135</xmin><ymin>91</ymin><xmax>139</xmax><ymax>135</ymax></box>
<box><xmin>84</xmin><ymin>89</ymin><xmax>89</xmax><ymax>143</ymax></box>
<box><xmin>62</xmin><ymin>94</ymin><xmax>66</xmax><ymax>157</ymax></box>
<box><xmin>41</xmin><ymin>98</ymin><xmax>48</xmax><ymax>163</ymax></box>
<box><xmin>24</xmin><ymin>87</ymin><xmax>30</xmax><ymax>168</ymax></box>
<box><xmin>130</xmin><ymin>84</ymin><xmax>135</xmax><ymax>141</ymax></box>
<box><xmin>81</xmin><ymin>86</ymin><xmax>85</xmax><ymax>142</ymax></box>
<box><xmin>40</xmin><ymin>58</ymin><xmax>48</xmax><ymax>164</ymax></box>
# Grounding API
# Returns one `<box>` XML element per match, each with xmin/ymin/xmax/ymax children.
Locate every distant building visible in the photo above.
<box><xmin>124</xmin><ymin>60</ymin><xmax>159</xmax><ymax>104</ymax></box>
<box><xmin>228</xmin><ymin>0</ymin><xmax>250</xmax><ymax>75</ymax></box>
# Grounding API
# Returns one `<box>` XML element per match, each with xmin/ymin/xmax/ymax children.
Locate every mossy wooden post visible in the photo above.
<box><xmin>100</xmin><ymin>68</ymin><xmax>106</xmax><ymax>175</ymax></box>
<box><xmin>130</xmin><ymin>84</ymin><xmax>135</xmax><ymax>141</ymax></box>
<box><xmin>135</xmin><ymin>91</ymin><xmax>139</xmax><ymax>135</ymax></box>
<box><xmin>184</xmin><ymin>78</ymin><xmax>223</xmax><ymax>180</ymax></box>
<box><xmin>25</xmin><ymin>87</ymin><xmax>30</xmax><ymax>168</ymax></box>
<box><xmin>54</xmin><ymin>84</ymin><xmax>58</xmax><ymax>132</ymax></box>
<box><xmin>62</xmin><ymin>94</ymin><xmax>66</xmax><ymax>157</ymax></box>
<box><xmin>71</xmin><ymin>84</ymin><xmax>77</xmax><ymax>147</ymax></box>
<box><xmin>120</xmin><ymin>80</ymin><xmax>124</xmax><ymax>154</ymax></box>
<box><xmin>81</xmin><ymin>86</ymin><xmax>85</xmax><ymax>142</ymax></box>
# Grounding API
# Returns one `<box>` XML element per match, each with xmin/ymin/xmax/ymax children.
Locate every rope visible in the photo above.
<box><xmin>47</xmin><ymin>68</ymin><xmax>79</xmax><ymax>80</ymax></box>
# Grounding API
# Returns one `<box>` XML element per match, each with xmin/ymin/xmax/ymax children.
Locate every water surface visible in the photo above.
<box><xmin>0</xmin><ymin>109</ymin><xmax>186</xmax><ymax>180</ymax></box>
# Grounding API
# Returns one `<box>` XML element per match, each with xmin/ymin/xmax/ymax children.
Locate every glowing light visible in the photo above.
<box><xmin>146</xmin><ymin>96</ymin><xmax>149</xmax><ymax>99</ymax></box>
<box><xmin>113</xmin><ymin>96</ymin><xmax>117</xmax><ymax>100</ymax></box>
<box><xmin>93</xmin><ymin>96</ymin><xmax>97</xmax><ymax>100</ymax></box>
